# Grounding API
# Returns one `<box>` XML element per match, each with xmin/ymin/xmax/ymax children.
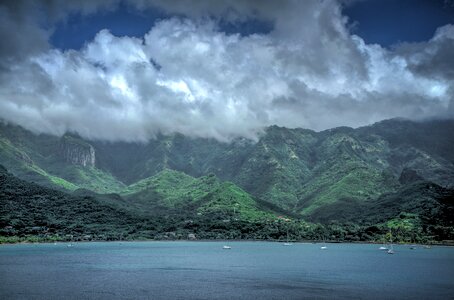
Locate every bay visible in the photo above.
<box><xmin>0</xmin><ymin>242</ymin><xmax>453</xmax><ymax>299</ymax></box>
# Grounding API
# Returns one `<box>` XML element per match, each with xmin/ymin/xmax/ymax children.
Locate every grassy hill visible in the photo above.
<box><xmin>121</xmin><ymin>169</ymin><xmax>277</xmax><ymax>221</ymax></box>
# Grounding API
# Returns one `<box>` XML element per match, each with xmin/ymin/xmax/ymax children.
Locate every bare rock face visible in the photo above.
<box><xmin>60</xmin><ymin>136</ymin><xmax>95</xmax><ymax>167</ymax></box>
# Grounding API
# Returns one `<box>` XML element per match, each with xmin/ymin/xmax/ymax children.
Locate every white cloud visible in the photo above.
<box><xmin>0</xmin><ymin>0</ymin><xmax>452</xmax><ymax>141</ymax></box>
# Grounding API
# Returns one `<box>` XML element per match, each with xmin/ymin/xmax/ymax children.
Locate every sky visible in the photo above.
<box><xmin>0</xmin><ymin>0</ymin><xmax>453</xmax><ymax>142</ymax></box>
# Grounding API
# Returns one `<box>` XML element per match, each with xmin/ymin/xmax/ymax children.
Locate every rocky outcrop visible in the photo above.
<box><xmin>60</xmin><ymin>136</ymin><xmax>95</xmax><ymax>167</ymax></box>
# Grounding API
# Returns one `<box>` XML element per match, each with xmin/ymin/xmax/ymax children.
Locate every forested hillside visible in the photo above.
<box><xmin>1</xmin><ymin>118</ymin><xmax>453</xmax><ymax>243</ymax></box>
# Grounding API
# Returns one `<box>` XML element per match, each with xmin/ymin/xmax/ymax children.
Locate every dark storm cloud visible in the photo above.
<box><xmin>0</xmin><ymin>1</ymin><xmax>49</xmax><ymax>66</ymax></box>
<box><xmin>398</xmin><ymin>25</ymin><xmax>454</xmax><ymax>80</ymax></box>
<box><xmin>0</xmin><ymin>0</ymin><xmax>452</xmax><ymax>141</ymax></box>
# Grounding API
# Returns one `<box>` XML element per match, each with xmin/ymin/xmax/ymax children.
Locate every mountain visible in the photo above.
<box><xmin>0</xmin><ymin>118</ymin><xmax>453</xmax><ymax>242</ymax></box>
<box><xmin>92</xmin><ymin>119</ymin><xmax>454</xmax><ymax>215</ymax></box>
<box><xmin>307</xmin><ymin>180</ymin><xmax>454</xmax><ymax>225</ymax></box>
<box><xmin>0</xmin><ymin>164</ymin><xmax>323</xmax><ymax>242</ymax></box>
<box><xmin>0</xmin><ymin>123</ymin><xmax>125</xmax><ymax>193</ymax></box>
<box><xmin>356</xmin><ymin>118</ymin><xmax>454</xmax><ymax>188</ymax></box>
<box><xmin>1</xmin><ymin>163</ymin><xmax>452</xmax><ymax>243</ymax></box>
<box><xmin>0</xmin><ymin>164</ymin><xmax>144</xmax><ymax>242</ymax></box>
<box><xmin>121</xmin><ymin>169</ymin><xmax>277</xmax><ymax>221</ymax></box>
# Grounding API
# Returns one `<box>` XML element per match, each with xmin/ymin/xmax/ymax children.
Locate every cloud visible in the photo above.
<box><xmin>0</xmin><ymin>1</ymin><xmax>50</xmax><ymax>67</ymax></box>
<box><xmin>399</xmin><ymin>25</ymin><xmax>454</xmax><ymax>81</ymax></box>
<box><xmin>0</xmin><ymin>0</ymin><xmax>452</xmax><ymax>142</ymax></box>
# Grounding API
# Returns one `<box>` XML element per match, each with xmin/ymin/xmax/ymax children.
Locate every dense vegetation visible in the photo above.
<box><xmin>0</xmin><ymin>119</ymin><xmax>453</xmax><ymax>244</ymax></box>
<box><xmin>1</xmin><ymin>164</ymin><xmax>453</xmax><ymax>244</ymax></box>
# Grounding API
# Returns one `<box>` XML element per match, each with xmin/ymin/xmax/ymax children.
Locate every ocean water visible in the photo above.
<box><xmin>0</xmin><ymin>241</ymin><xmax>453</xmax><ymax>299</ymax></box>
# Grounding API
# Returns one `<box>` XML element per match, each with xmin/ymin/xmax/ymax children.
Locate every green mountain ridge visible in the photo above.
<box><xmin>120</xmin><ymin>169</ymin><xmax>275</xmax><ymax>221</ymax></box>
<box><xmin>0</xmin><ymin>118</ymin><xmax>453</xmax><ymax>238</ymax></box>
<box><xmin>1</xmin><ymin>164</ymin><xmax>453</xmax><ymax>243</ymax></box>
<box><xmin>0</xmin><ymin>165</ymin><xmax>311</xmax><ymax>242</ymax></box>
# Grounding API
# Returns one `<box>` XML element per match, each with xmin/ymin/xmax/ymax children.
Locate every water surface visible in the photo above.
<box><xmin>0</xmin><ymin>242</ymin><xmax>453</xmax><ymax>299</ymax></box>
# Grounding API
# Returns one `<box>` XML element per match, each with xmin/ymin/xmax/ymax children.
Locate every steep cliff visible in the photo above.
<box><xmin>60</xmin><ymin>135</ymin><xmax>95</xmax><ymax>167</ymax></box>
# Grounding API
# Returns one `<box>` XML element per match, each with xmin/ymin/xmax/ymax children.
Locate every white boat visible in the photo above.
<box><xmin>222</xmin><ymin>245</ymin><xmax>231</xmax><ymax>249</ymax></box>
<box><xmin>387</xmin><ymin>244</ymin><xmax>394</xmax><ymax>254</ymax></box>
<box><xmin>320</xmin><ymin>237</ymin><xmax>327</xmax><ymax>250</ymax></box>
<box><xmin>283</xmin><ymin>229</ymin><xmax>292</xmax><ymax>246</ymax></box>
<box><xmin>379</xmin><ymin>237</ymin><xmax>388</xmax><ymax>250</ymax></box>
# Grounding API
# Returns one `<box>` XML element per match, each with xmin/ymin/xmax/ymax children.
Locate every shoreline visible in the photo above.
<box><xmin>2</xmin><ymin>238</ymin><xmax>453</xmax><ymax>247</ymax></box>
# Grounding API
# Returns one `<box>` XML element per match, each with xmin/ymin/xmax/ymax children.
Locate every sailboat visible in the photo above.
<box><xmin>387</xmin><ymin>244</ymin><xmax>395</xmax><ymax>254</ymax></box>
<box><xmin>385</xmin><ymin>231</ymin><xmax>393</xmax><ymax>253</ymax></box>
<box><xmin>283</xmin><ymin>228</ymin><xmax>293</xmax><ymax>246</ymax></box>
<box><xmin>320</xmin><ymin>237</ymin><xmax>327</xmax><ymax>250</ymax></box>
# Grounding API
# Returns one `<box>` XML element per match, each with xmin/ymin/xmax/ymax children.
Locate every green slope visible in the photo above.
<box><xmin>0</xmin><ymin>166</ymin><xmax>299</xmax><ymax>242</ymax></box>
<box><xmin>122</xmin><ymin>169</ymin><xmax>212</xmax><ymax>207</ymax></box>
<box><xmin>295</xmin><ymin>131</ymin><xmax>398</xmax><ymax>215</ymax></box>
<box><xmin>93</xmin><ymin>133</ymin><xmax>254</xmax><ymax>184</ymax></box>
<box><xmin>0</xmin><ymin>136</ymin><xmax>78</xmax><ymax>190</ymax></box>
<box><xmin>0</xmin><ymin>123</ymin><xmax>124</xmax><ymax>193</ymax></box>
<box><xmin>1</xmin><ymin>164</ymin><xmax>453</xmax><ymax>243</ymax></box>
<box><xmin>1</xmin><ymin>118</ymin><xmax>454</xmax><ymax>225</ymax></box>
<box><xmin>231</xmin><ymin>126</ymin><xmax>316</xmax><ymax>211</ymax></box>
<box><xmin>306</xmin><ymin>179</ymin><xmax>454</xmax><ymax>242</ymax></box>
<box><xmin>0</xmin><ymin>165</ymin><xmax>147</xmax><ymax>242</ymax></box>
<box><xmin>93</xmin><ymin>119</ymin><xmax>454</xmax><ymax>217</ymax></box>
<box><xmin>122</xmin><ymin>169</ymin><xmax>276</xmax><ymax>221</ymax></box>
<box><xmin>357</xmin><ymin>118</ymin><xmax>454</xmax><ymax>187</ymax></box>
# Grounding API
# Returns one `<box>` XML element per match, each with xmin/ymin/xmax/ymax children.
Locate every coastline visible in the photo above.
<box><xmin>2</xmin><ymin>238</ymin><xmax>453</xmax><ymax>247</ymax></box>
